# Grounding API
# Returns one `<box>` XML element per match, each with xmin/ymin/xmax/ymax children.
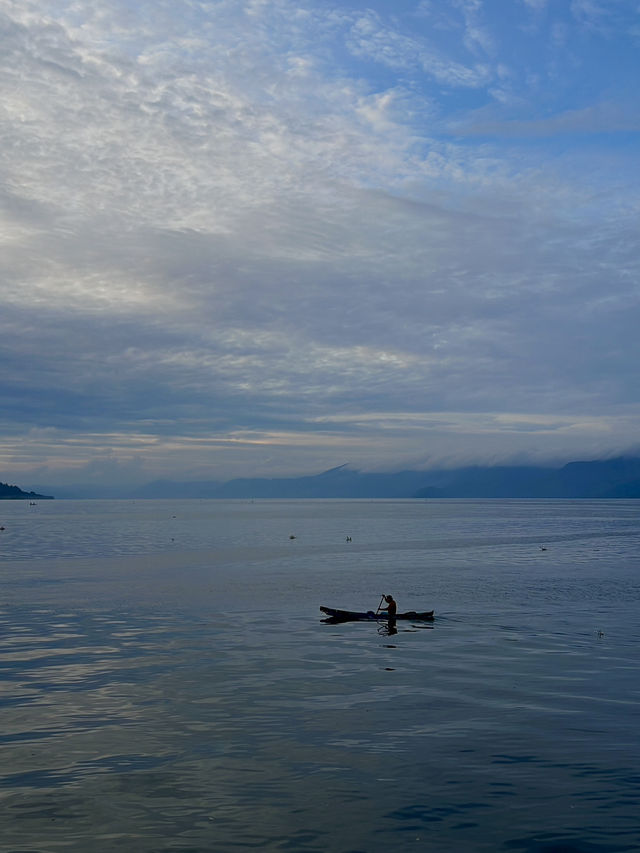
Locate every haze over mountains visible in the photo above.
<box><xmin>29</xmin><ymin>456</ymin><xmax>640</xmax><ymax>500</ymax></box>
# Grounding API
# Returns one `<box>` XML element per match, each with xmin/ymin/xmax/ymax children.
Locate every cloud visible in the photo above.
<box><xmin>570</xmin><ymin>0</ymin><xmax>609</xmax><ymax>30</ymax></box>
<box><xmin>347</xmin><ymin>10</ymin><xmax>492</xmax><ymax>88</ymax></box>
<box><xmin>1</xmin><ymin>0</ymin><xmax>639</xmax><ymax>485</ymax></box>
<box><xmin>456</xmin><ymin>101</ymin><xmax>640</xmax><ymax>137</ymax></box>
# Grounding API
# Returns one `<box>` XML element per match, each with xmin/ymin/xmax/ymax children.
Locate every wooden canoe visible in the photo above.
<box><xmin>320</xmin><ymin>606</ymin><xmax>434</xmax><ymax>622</ymax></box>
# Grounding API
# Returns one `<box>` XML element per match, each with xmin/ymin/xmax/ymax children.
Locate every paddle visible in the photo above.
<box><xmin>375</xmin><ymin>594</ymin><xmax>386</xmax><ymax>615</ymax></box>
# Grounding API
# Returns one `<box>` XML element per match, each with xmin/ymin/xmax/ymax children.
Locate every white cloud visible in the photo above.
<box><xmin>1</xmin><ymin>0</ymin><xmax>639</xmax><ymax>484</ymax></box>
<box><xmin>346</xmin><ymin>9</ymin><xmax>492</xmax><ymax>88</ymax></box>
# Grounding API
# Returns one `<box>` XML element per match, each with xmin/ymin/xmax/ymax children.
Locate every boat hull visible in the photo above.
<box><xmin>320</xmin><ymin>606</ymin><xmax>434</xmax><ymax>622</ymax></box>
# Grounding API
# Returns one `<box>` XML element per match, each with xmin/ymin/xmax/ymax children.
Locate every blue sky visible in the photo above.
<box><xmin>1</xmin><ymin>0</ymin><xmax>639</xmax><ymax>488</ymax></box>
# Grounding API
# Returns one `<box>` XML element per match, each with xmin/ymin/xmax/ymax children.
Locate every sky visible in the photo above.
<box><xmin>1</xmin><ymin>0</ymin><xmax>640</xmax><ymax>488</ymax></box>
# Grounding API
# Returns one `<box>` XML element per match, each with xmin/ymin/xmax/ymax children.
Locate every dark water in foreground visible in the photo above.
<box><xmin>1</xmin><ymin>499</ymin><xmax>639</xmax><ymax>852</ymax></box>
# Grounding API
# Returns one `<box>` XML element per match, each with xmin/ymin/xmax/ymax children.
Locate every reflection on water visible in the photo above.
<box><xmin>0</xmin><ymin>500</ymin><xmax>639</xmax><ymax>851</ymax></box>
<box><xmin>2</xmin><ymin>603</ymin><xmax>639</xmax><ymax>852</ymax></box>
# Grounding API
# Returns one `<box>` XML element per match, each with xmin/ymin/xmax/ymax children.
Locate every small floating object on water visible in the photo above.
<box><xmin>289</xmin><ymin>534</ymin><xmax>296</xmax><ymax>539</ymax></box>
<box><xmin>539</xmin><ymin>546</ymin><xmax>547</xmax><ymax>551</ymax></box>
<box><xmin>346</xmin><ymin>536</ymin><xmax>352</xmax><ymax>542</ymax></box>
<box><xmin>597</xmin><ymin>630</ymin><xmax>605</xmax><ymax>638</ymax></box>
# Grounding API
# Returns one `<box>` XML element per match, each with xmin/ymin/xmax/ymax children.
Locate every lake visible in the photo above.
<box><xmin>1</xmin><ymin>498</ymin><xmax>639</xmax><ymax>852</ymax></box>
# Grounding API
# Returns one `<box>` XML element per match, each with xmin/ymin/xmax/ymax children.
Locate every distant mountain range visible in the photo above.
<box><xmin>31</xmin><ymin>456</ymin><xmax>640</xmax><ymax>499</ymax></box>
<box><xmin>412</xmin><ymin>457</ymin><xmax>640</xmax><ymax>499</ymax></box>
<box><xmin>0</xmin><ymin>481</ymin><xmax>53</xmax><ymax>500</ymax></box>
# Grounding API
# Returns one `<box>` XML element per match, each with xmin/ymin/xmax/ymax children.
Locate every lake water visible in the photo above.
<box><xmin>1</xmin><ymin>498</ymin><xmax>639</xmax><ymax>852</ymax></box>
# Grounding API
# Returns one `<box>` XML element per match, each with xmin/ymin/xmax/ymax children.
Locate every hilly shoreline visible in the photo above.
<box><xmin>0</xmin><ymin>481</ymin><xmax>54</xmax><ymax>500</ymax></box>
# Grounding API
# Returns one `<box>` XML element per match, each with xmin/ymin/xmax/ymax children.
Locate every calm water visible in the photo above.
<box><xmin>1</xmin><ymin>499</ymin><xmax>639</xmax><ymax>852</ymax></box>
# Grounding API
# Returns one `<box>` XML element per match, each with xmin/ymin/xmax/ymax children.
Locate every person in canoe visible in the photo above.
<box><xmin>380</xmin><ymin>594</ymin><xmax>397</xmax><ymax>618</ymax></box>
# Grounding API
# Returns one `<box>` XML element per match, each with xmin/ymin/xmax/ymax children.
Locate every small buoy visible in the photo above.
<box><xmin>540</xmin><ymin>546</ymin><xmax>547</xmax><ymax>551</ymax></box>
<box><xmin>289</xmin><ymin>534</ymin><xmax>296</xmax><ymax>539</ymax></box>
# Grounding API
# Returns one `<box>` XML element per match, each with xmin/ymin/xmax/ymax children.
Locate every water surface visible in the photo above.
<box><xmin>1</xmin><ymin>499</ymin><xmax>639</xmax><ymax>851</ymax></box>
